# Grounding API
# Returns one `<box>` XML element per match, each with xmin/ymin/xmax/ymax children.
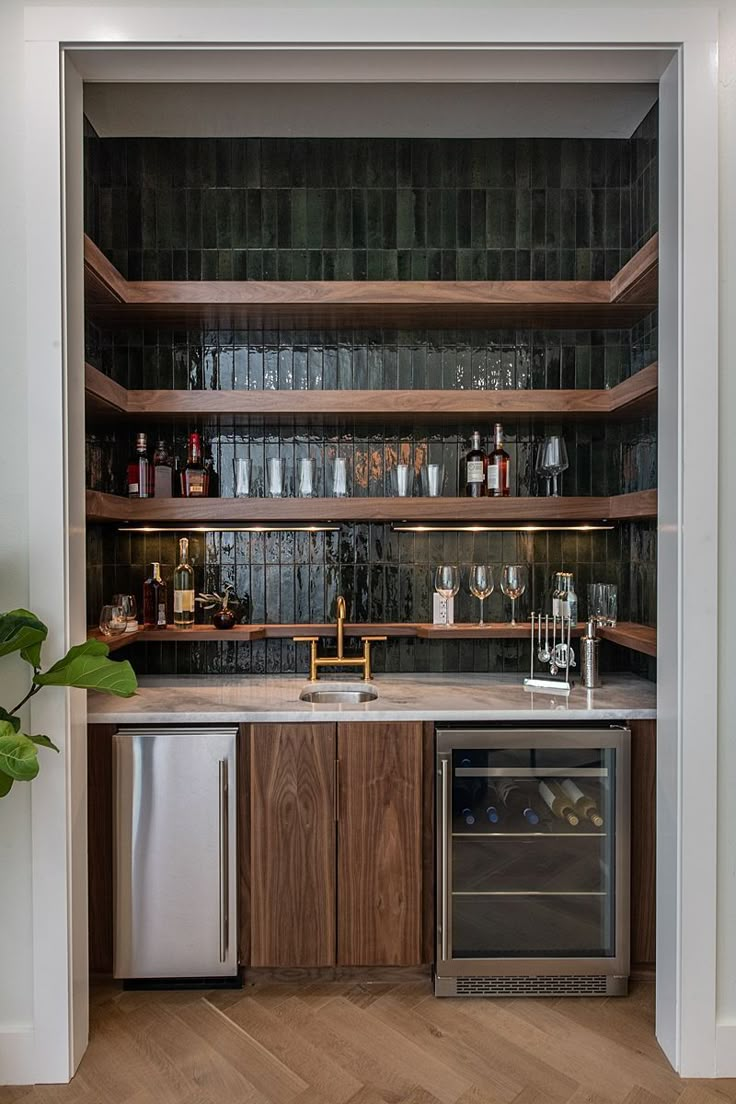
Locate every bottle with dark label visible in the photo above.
<box><xmin>204</xmin><ymin>455</ymin><xmax>219</xmax><ymax>498</ymax></box>
<box><xmin>493</xmin><ymin>778</ymin><xmax>540</xmax><ymax>825</ymax></box>
<box><xmin>143</xmin><ymin>562</ymin><xmax>167</xmax><ymax>628</ymax></box>
<box><xmin>487</xmin><ymin>423</ymin><xmax>510</xmax><ymax>497</ymax></box>
<box><xmin>561</xmin><ymin>779</ymin><xmax>604</xmax><ymax>827</ymax></box>
<box><xmin>173</xmin><ymin>537</ymin><xmax>195</xmax><ymax>627</ymax></box>
<box><xmin>181</xmin><ymin>432</ymin><xmax>208</xmax><ymax>497</ymax></box>
<box><xmin>153</xmin><ymin>440</ymin><xmax>173</xmax><ymax>498</ymax></box>
<box><xmin>463</xmin><ymin>430</ymin><xmax>487</xmax><ymax>498</ymax></box>
<box><xmin>126</xmin><ymin>432</ymin><xmax>152</xmax><ymax>498</ymax></box>
<box><xmin>539</xmin><ymin>780</ymin><xmax>580</xmax><ymax>826</ymax></box>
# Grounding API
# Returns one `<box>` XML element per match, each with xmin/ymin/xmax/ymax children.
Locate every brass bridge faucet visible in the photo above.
<box><xmin>293</xmin><ymin>596</ymin><xmax>387</xmax><ymax>681</ymax></box>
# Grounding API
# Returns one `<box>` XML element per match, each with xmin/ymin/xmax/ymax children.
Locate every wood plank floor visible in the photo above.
<box><xmin>3</xmin><ymin>981</ymin><xmax>736</xmax><ymax>1104</ymax></box>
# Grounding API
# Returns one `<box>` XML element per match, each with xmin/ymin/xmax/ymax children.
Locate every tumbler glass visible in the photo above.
<box><xmin>266</xmin><ymin>457</ymin><xmax>287</xmax><ymax>498</ymax></box>
<box><xmin>233</xmin><ymin>457</ymin><xmax>252</xmax><ymax>497</ymax></box>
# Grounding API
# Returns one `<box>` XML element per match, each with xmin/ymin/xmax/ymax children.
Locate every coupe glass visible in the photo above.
<box><xmin>539</xmin><ymin>436</ymin><xmax>569</xmax><ymax>496</ymax></box>
<box><xmin>112</xmin><ymin>593</ymin><xmax>138</xmax><ymax>632</ymax></box>
<box><xmin>469</xmin><ymin>565</ymin><xmax>494</xmax><ymax>625</ymax></box>
<box><xmin>99</xmin><ymin>603</ymin><xmax>127</xmax><ymax>637</ymax></box>
<box><xmin>434</xmin><ymin>565</ymin><xmax>460</xmax><ymax>601</ymax></box>
<box><xmin>500</xmin><ymin>564</ymin><xmax>528</xmax><ymax>625</ymax></box>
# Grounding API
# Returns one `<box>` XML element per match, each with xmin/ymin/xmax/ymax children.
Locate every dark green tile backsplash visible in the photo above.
<box><xmin>85</xmin><ymin>105</ymin><xmax>658</xmax><ymax>678</ymax></box>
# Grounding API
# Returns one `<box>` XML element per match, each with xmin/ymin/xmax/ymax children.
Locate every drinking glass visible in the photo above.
<box><xmin>112</xmin><ymin>594</ymin><xmax>138</xmax><ymax>632</ymax></box>
<box><xmin>588</xmin><ymin>583</ymin><xmax>618</xmax><ymax>627</ymax></box>
<box><xmin>500</xmin><ymin>564</ymin><xmax>528</xmax><ymax>625</ymax></box>
<box><xmin>331</xmin><ymin>456</ymin><xmax>349</xmax><ymax>497</ymax></box>
<box><xmin>99</xmin><ymin>604</ymin><xmax>127</xmax><ymax>637</ymax></box>
<box><xmin>233</xmin><ymin>457</ymin><xmax>252</xmax><ymax>497</ymax></box>
<box><xmin>296</xmin><ymin>457</ymin><xmax>317</xmax><ymax>497</ymax></box>
<box><xmin>434</xmin><ymin>565</ymin><xmax>460</xmax><ymax>601</ymax></box>
<box><xmin>266</xmin><ymin>457</ymin><xmax>287</xmax><ymax>498</ymax></box>
<box><xmin>535</xmin><ymin>442</ymin><xmax>552</xmax><ymax>496</ymax></box>
<box><xmin>390</xmin><ymin>462</ymin><xmax>413</xmax><ymax>497</ymax></box>
<box><xmin>469</xmin><ymin>565</ymin><xmax>494</xmax><ymax>625</ymax></box>
<box><xmin>421</xmin><ymin>463</ymin><xmax>446</xmax><ymax>497</ymax></box>
<box><xmin>539</xmin><ymin>436</ymin><xmax>569</xmax><ymax>496</ymax></box>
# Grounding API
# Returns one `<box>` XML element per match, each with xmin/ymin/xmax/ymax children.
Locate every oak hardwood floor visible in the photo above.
<box><xmin>4</xmin><ymin>981</ymin><xmax>736</xmax><ymax>1104</ymax></box>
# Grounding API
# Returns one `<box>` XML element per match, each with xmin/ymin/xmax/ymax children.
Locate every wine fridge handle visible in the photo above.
<box><xmin>440</xmin><ymin>756</ymin><xmax>450</xmax><ymax>963</ymax></box>
<box><xmin>218</xmin><ymin>759</ymin><xmax>229</xmax><ymax>963</ymax></box>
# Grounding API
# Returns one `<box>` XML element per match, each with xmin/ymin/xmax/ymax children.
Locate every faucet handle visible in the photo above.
<box><xmin>293</xmin><ymin>636</ymin><xmax>319</xmax><ymax>642</ymax></box>
<box><xmin>361</xmin><ymin>635</ymin><xmax>387</xmax><ymax>642</ymax></box>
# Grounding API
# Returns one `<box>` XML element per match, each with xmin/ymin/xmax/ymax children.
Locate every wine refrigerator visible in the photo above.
<box><xmin>435</xmin><ymin>726</ymin><xmax>630</xmax><ymax>997</ymax></box>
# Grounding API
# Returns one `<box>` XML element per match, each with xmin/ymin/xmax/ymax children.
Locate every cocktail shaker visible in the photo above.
<box><xmin>580</xmin><ymin>618</ymin><xmax>601</xmax><ymax>689</ymax></box>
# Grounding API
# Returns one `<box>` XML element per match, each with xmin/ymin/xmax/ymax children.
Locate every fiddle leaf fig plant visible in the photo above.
<box><xmin>0</xmin><ymin>609</ymin><xmax>138</xmax><ymax>798</ymax></box>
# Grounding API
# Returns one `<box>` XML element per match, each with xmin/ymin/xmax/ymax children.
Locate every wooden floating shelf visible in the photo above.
<box><xmin>85</xmin><ymin>488</ymin><xmax>657</xmax><ymax>524</ymax></box>
<box><xmin>84</xmin><ymin>233</ymin><xmax>658</xmax><ymax>330</ymax></box>
<box><xmin>90</xmin><ymin>620</ymin><xmax>656</xmax><ymax>656</ymax></box>
<box><xmin>85</xmin><ymin>361</ymin><xmax>658</xmax><ymax>423</ymax></box>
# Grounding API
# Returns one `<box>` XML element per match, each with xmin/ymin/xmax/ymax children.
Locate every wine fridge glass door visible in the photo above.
<box><xmin>445</xmin><ymin>744</ymin><xmax>617</xmax><ymax>961</ymax></box>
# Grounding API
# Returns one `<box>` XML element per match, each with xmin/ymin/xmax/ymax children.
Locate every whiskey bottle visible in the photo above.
<box><xmin>539</xmin><ymin>780</ymin><xmax>580</xmax><ymax>826</ymax></box>
<box><xmin>126</xmin><ymin>432</ymin><xmax>152</xmax><ymax>498</ymax></box>
<box><xmin>143</xmin><ymin>562</ymin><xmax>168</xmax><ymax>628</ymax></box>
<box><xmin>487</xmin><ymin>423</ymin><xmax>510</xmax><ymax>497</ymax></box>
<box><xmin>173</xmin><ymin>537</ymin><xmax>195</xmax><ymax>627</ymax></box>
<box><xmin>463</xmin><ymin>430</ymin><xmax>487</xmax><ymax>498</ymax></box>
<box><xmin>561</xmin><ymin>778</ymin><xmax>604</xmax><ymax>827</ymax></box>
<box><xmin>152</xmin><ymin>440</ymin><xmax>173</xmax><ymax>498</ymax></box>
<box><xmin>181</xmin><ymin>432</ymin><xmax>208</xmax><ymax>498</ymax></box>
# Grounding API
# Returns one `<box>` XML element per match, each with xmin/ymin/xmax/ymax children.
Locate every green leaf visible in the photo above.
<box><xmin>0</xmin><ymin>723</ymin><xmax>40</xmax><ymax>781</ymax></box>
<box><xmin>35</xmin><ymin>642</ymin><xmax>137</xmax><ymax>698</ymax></box>
<box><xmin>29</xmin><ymin>733</ymin><xmax>60</xmax><ymax>753</ymax></box>
<box><xmin>0</xmin><ymin>770</ymin><xmax>13</xmax><ymax>798</ymax></box>
<box><xmin>0</xmin><ymin>708</ymin><xmax>20</xmax><ymax>733</ymax></box>
<box><xmin>0</xmin><ymin>609</ymin><xmax>47</xmax><ymax>664</ymax></box>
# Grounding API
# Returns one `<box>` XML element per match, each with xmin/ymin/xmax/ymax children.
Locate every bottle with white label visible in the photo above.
<box><xmin>487</xmin><ymin>423</ymin><xmax>510</xmax><ymax>497</ymax></box>
<box><xmin>463</xmin><ymin>430</ymin><xmax>487</xmax><ymax>498</ymax></box>
<box><xmin>173</xmin><ymin>537</ymin><xmax>195</xmax><ymax>628</ymax></box>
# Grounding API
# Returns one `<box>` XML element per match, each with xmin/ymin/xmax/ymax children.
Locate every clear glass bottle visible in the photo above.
<box><xmin>126</xmin><ymin>432</ymin><xmax>151</xmax><ymax>498</ymax></box>
<box><xmin>153</xmin><ymin>440</ymin><xmax>173</xmax><ymax>498</ymax></box>
<box><xmin>173</xmin><ymin>537</ymin><xmax>195</xmax><ymax>627</ymax></box>
<box><xmin>487</xmin><ymin>423</ymin><xmax>510</xmax><ymax>497</ymax></box>
<box><xmin>143</xmin><ymin>561</ymin><xmax>168</xmax><ymax>628</ymax></box>
<box><xmin>181</xmin><ymin>432</ymin><xmax>208</xmax><ymax>498</ymax></box>
<box><xmin>463</xmin><ymin>430</ymin><xmax>487</xmax><ymax>498</ymax></box>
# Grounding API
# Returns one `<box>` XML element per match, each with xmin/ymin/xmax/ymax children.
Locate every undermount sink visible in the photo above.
<box><xmin>299</xmin><ymin>685</ymin><xmax>379</xmax><ymax>705</ymax></box>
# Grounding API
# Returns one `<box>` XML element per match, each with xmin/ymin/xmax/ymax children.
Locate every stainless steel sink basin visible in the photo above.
<box><xmin>299</xmin><ymin>685</ymin><xmax>378</xmax><ymax>704</ymax></box>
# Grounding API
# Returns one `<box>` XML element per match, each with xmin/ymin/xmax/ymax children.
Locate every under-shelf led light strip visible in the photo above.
<box><xmin>119</xmin><ymin>522</ymin><xmax>614</xmax><ymax>534</ymax></box>
<box><xmin>119</xmin><ymin>525</ymin><xmax>340</xmax><ymax>534</ymax></box>
<box><xmin>391</xmin><ymin>524</ymin><xmax>615</xmax><ymax>533</ymax></box>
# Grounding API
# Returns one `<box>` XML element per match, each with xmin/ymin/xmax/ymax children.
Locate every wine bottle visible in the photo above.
<box><xmin>493</xmin><ymin>778</ymin><xmax>540</xmax><ymax>825</ymax></box>
<box><xmin>463</xmin><ymin>430</ymin><xmax>487</xmax><ymax>498</ymax></box>
<box><xmin>126</xmin><ymin>432</ymin><xmax>152</xmax><ymax>498</ymax></box>
<box><xmin>143</xmin><ymin>562</ymin><xmax>167</xmax><ymax>628</ymax></box>
<box><xmin>173</xmin><ymin>537</ymin><xmax>195</xmax><ymax>627</ymax></box>
<box><xmin>153</xmin><ymin>440</ymin><xmax>173</xmax><ymax>498</ymax></box>
<box><xmin>487</xmin><ymin>423</ymin><xmax>510</xmax><ymax>497</ymax></box>
<box><xmin>561</xmin><ymin>778</ymin><xmax>604</xmax><ymax>827</ymax></box>
<box><xmin>181</xmin><ymin>432</ymin><xmax>208</xmax><ymax>498</ymax></box>
<box><xmin>485</xmin><ymin>804</ymin><xmax>500</xmax><ymax>825</ymax></box>
<box><xmin>539</xmin><ymin>780</ymin><xmax>580</xmax><ymax>826</ymax></box>
<box><xmin>460</xmin><ymin>807</ymin><xmax>476</xmax><ymax>826</ymax></box>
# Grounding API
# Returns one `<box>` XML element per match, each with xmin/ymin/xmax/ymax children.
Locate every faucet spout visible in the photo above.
<box><xmin>335</xmin><ymin>595</ymin><xmax>347</xmax><ymax>658</ymax></box>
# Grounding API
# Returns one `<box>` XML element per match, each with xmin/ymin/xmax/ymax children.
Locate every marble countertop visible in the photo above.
<box><xmin>87</xmin><ymin>673</ymin><xmax>656</xmax><ymax>724</ymax></box>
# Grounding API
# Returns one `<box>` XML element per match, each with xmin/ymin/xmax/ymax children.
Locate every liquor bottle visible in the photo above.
<box><xmin>153</xmin><ymin>440</ymin><xmax>173</xmax><ymax>498</ymax></box>
<box><xmin>463</xmin><ymin>430</ymin><xmax>487</xmax><ymax>498</ymax></box>
<box><xmin>487</xmin><ymin>423</ymin><xmax>510</xmax><ymax>497</ymax></box>
<box><xmin>561</xmin><ymin>778</ymin><xmax>604</xmax><ymax>827</ymax></box>
<box><xmin>172</xmin><ymin>454</ymin><xmax>182</xmax><ymax>498</ymax></box>
<box><xmin>493</xmin><ymin>778</ymin><xmax>540</xmax><ymax>825</ymax></box>
<box><xmin>181</xmin><ymin>432</ymin><xmax>208</xmax><ymax>498</ymax></box>
<box><xmin>126</xmin><ymin>432</ymin><xmax>152</xmax><ymax>498</ymax></box>
<box><xmin>204</xmin><ymin>455</ymin><xmax>219</xmax><ymax>498</ymax></box>
<box><xmin>173</xmin><ymin>537</ymin><xmax>195</xmax><ymax>627</ymax></box>
<box><xmin>538</xmin><ymin>780</ymin><xmax>580</xmax><ymax>826</ymax></box>
<box><xmin>143</xmin><ymin>562</ymin><xmax>167</xmax><ymax>628</ymax></box>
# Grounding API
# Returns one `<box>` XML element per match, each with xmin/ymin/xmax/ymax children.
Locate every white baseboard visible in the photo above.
<box><xmin>0</xmin><ymin>1026</ymin><xmax>35</xmax><ymax>1085</ymax></box>
<box><xmin>716</xmin><ymin>1024</ymin><xmax>736</xmax><ymax>1076</ymax></box>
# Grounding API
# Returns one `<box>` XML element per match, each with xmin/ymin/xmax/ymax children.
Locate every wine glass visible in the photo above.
<box><xmin>469</xmin><ymin>565</ymin><xmax>494</xmax><ymax>625</ymax></box>
<box><xmin>500</xmin><ymin>564</ymin><xmax>528</xmax><ymax>625</ymax></box>
<box><xmin>434</xmin><ymin>565</ymin><xmax>460</xmax><ymax>600</ymax></box>
<box><xmin>540</xmin><ymin>436</ymin><xmax>569</xmax><ymax>497</ymax></box>
<box><xmin>535</xmin><ymin>442</ymin><xmax>552</xmax><ymax>496</ymax></box>
<box><xmin>113</xmin><ymin>593</ymin><xmax>138</xmax><ymax>633</ymax></box>
<box><xmin>99</xmin><ymin>604</ymin><xmax>127</xmax><ymax>637</ymax></box>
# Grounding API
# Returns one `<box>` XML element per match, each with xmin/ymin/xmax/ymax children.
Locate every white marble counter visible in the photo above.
<box><xmin>88</xmin><ymin>673</ymin><xmax>656</xmax><ymax>724</ymax></box>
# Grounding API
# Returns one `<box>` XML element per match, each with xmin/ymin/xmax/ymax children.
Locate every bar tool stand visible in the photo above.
<box><xmin>524</xmin><ymin>611</ymin><xmax>576</xmax><ymax>693</ymax></box>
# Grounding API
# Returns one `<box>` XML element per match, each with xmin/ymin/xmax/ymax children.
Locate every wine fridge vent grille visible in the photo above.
<box><xmin>454</xmin><ymin>974</ymin><xmax>608</xmax><ymax>997</ymax></box>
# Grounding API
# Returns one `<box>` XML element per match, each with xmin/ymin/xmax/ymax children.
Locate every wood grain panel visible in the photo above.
<box><xmin>608</xmin><ymin>362</ymin><xmax>658</xmax><ymax>417</ymax></box>
<box><xmin>237</xmin><ymin>725</ymin><xmax>250</xmax><ymax>966</ymax></box>
<box><xmin>337</xmin><ymin>722</ymin><xmax>423</xmax><ymax>966</ymax></box>
<box><xmin>421</xmin><ymin>723</ymin><xmax>436</xmax><ymax>966</ymax></box>
<box><xmin>85</xmin><ymin>363</ymin><xmax>128</xmax><ymax>417</ymax></box>
<box><xmin>630</xmin><ymin>720</ymin><xmax>657</xmax><ymax>967</ymax></box>
<box><xmin>610</xmin><ymin>233</ymin><xmax>659</xmax><ymax>305</ymax></box>
<box><xmin>599</xmin><ymin>622</ymin><xmax>657</xmax><ymax>657</ymax></box>
<box><xmin>250</xmin><ymin>723</ymin><xmax>336</xmax><ymax>967</ymax></box>
<box><xmin>86</xmin><ymin>489</ymin><xmax>657</xmax><ymax>524</ymax></box>
<box><xmin>88</xmin><ymin>724</ymin><xmax>115</xmax><ymax>974</ymax></box>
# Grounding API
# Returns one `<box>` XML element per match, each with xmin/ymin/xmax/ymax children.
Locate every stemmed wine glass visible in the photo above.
<box><xmin>469</xmin><ymin>565</ymin><xmax>494</xmax><ymax>625</ymax></box>
<box><xmin>500</xmin><ymin>564</ymin><xmax>528</xmax><ymax>625</ymax></box>
<box><xmin>538</xmin><ymin>436</ymin><xmax>569</xmax><ymax>497</ymax></box>
<box><xmin>435</xmin><ymin>565</ymin><xmax>460</xmax><ymax>603</ymax></box>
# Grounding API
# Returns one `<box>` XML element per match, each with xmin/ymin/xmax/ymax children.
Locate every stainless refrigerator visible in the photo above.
<box><xmin>113</xmin><ymin>726</ymin><xmax>238</xmax><ymax>982</ymax></box>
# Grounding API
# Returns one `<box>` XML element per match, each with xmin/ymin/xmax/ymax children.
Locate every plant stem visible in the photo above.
<box><xmin>10</xmin><ymin>683</ymin><xmax>41</xmax><ymax>717</ymax></box>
